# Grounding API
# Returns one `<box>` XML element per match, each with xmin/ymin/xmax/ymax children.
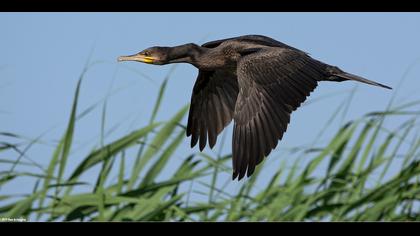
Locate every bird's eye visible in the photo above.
<box><xmin>143</xmin><ymin>51</ymin><xmax>150</xmax><ymax>56</ymax></box>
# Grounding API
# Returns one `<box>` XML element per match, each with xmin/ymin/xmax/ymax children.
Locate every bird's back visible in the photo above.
<box><xmin>202</xmin><ymin>35</ymin><xmax>306</xmax><ymax>53</ymax></box>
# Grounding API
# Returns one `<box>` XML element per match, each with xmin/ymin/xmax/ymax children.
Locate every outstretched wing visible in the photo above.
<box><xmin>232</xmin><ymin>48</ymin><xmax>327</xmax><ymax>180</ymax></box>
<box><xmin>187</xmin><ymin>69</ymin><xmax>239</xmax><ymax>151</ymax></box>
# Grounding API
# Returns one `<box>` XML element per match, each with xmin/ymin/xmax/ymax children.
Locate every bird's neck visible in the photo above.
<box><xmin>168</xmin><ymin>43</ymin><xmax>208</xmax><ymax>66</ymax></box>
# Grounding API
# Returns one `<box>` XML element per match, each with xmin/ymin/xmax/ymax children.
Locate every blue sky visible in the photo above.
<box><xmin>1</xmin><ymin>13</ymin><xmax>420</xmax><ymax>203</ymax></box>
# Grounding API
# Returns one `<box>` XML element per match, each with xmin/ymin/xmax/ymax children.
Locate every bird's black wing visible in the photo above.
<box><xmin>187</xmin><ymin>69</ymin><xmax>239</xmax><ymax>151</ymax></box>
<box><xmin>232</xmin><ymin>48</ymin><xmax>327</xmax><ymax>180</ymax></box>
<box><xmin>202</xmin><ymin>35</ymin><xmax>306</xmax><ymax>53</ymax></box>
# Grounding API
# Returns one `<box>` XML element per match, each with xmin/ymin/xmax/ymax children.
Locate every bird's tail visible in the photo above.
<box><xmin>334</xmin><ymin>72</ymin><xmax>392</xmax><ymax>90</ymax></box>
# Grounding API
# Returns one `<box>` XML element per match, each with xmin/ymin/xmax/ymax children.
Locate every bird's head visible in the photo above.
<box><xmin>118</xmin><ymin>46</ymin><xmax>171</xmax><ymax>65</ymax></box>
<box><xmin>118</xmin><ymin>43</ymin><xmax>204</xmax><ymax>66</ymax></box>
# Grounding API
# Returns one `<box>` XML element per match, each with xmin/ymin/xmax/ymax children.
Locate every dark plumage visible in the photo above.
<box><xmin>118</xmin><ymin>35</ymin><xmax>392</xmax><ymax>181</ymax></box>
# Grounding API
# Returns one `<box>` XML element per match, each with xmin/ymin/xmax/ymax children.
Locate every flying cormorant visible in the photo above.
<box><xmin>118</xmin><ymin>35</ymin><xmax>391</xmax><ymax>181</ymax></box>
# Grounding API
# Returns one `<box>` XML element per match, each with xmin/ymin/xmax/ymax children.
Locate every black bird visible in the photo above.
<box><xmin>118</xmin><ymin>35</ymin><xmax>391</xmax><ymax>181</ymax></box>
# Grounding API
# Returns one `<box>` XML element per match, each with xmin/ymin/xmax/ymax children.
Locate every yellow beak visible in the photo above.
<box><xmin>118</xmin><ymin>54</ymin><xmax>155</xmax><ymax>64</ymax></box>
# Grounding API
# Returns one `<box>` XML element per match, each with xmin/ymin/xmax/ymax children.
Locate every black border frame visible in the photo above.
<box><xmin>2</xmin><ymin>0</ymin><xmax>420</xmax><ymax>12</ymax></box>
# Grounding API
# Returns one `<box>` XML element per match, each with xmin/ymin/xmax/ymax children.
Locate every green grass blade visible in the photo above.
<box><xmin>68</xmin><ymin>123</ymin><xmax>160</xmax><ymax>181</ymax></box>
<box><xmin>140</xmin><ymin>130</ymin><xmax>185</xmax><ymax>187</ymax></box>
<box><xmin>127</xmin><ymin>104</ymin><xmax>188</xmax><ymax>189</ymax></box>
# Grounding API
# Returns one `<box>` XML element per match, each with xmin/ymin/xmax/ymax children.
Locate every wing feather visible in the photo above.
<box><xmin>232</xmin><ymin>48</ymin><xmax>326</xmax><ymax>180</ymax></box>
<box><xmin>187</xmin><ymin>69</ymin><xmax>239</xmax><ymax>151</ymax></box>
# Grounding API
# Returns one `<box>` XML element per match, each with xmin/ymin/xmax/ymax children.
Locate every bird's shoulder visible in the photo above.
<box><xmin>202</xmin><ymin>35</ymin><xmax>284</xmax><ymax>48</ymax></box>
<box><xmin>238</xmin><ymin>47</ymin><xmax>307</xmax><ymax>69</ymax></box>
